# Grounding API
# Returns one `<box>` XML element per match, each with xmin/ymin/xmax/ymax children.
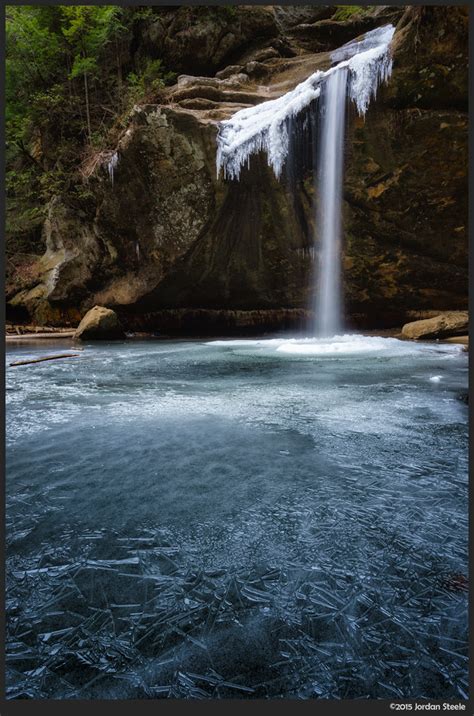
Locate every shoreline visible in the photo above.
<box><xmin>5</xmin><ymin>326</ymin><xmax>469</xmax><ymax>347</ymax></box>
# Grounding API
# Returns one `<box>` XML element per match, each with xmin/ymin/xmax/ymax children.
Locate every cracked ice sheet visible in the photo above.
<box><xmin>5</xmin><ymin>495</ymin><xmax>468</xmax><ymax>698</ymax></box>
<box><xmin>5</xmin><ymin>338</ymin><xmax>468</xmax><ymax>698</ymax></box>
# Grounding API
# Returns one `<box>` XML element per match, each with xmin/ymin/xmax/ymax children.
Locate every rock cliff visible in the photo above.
<box><xmin>7</xmin><ymin>5</ymin><xmax>468</xmax><ymax>332</ymax></box>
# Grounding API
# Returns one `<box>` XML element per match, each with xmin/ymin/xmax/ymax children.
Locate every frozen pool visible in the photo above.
<box><xmin>5</xmin><ymin>335</ymin><xmax>469</xmax><ymax>699</ymax></box>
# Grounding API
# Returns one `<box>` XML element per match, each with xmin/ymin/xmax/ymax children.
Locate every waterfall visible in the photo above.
<box><xmin>314</xmin><ymin>67</ymin><xmax>348</xmax><ymax>337</ymax></box>
<box><xmin>216</xmin><ymin>24</ymin><xmax>395</xmax><ymax>337</ymax></box>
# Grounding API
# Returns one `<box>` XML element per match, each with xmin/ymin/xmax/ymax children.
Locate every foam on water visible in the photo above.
<box><xmin>207</xmin><ymin>334</ymin><xmax>464</xmax><ymax>357</ymax></box>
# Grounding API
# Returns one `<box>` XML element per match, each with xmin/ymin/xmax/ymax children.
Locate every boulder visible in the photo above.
<box><xmin>443</xmin><ymin>335</ymin><xmax>468</xmax><ymax>346</ymax></box>
<box><xmin>401</xmin><ymin>311</ymin><xmax>468</xmax><ymax>340</ymax></box>
<box><xmin>74</xmin><ymin>306</ymin><xmax>124</xmax><ymax>341</ymax></box>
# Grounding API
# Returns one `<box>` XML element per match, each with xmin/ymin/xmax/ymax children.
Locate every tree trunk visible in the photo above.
<box><xmin>66</xmin><ymin>55</ymin><xmax>73</xmax><ymax>101</ymax></box>
<box><xmin>10</xmin><ymin>353</ymin><xmax>81</xmax><ymax>367</ymax></box>
<box><xmin>83</xmin><ymin>70</ymin><xmax>92</xmax><ymax>143</ymax></box>
<box><xmin>115</xmin><ymin>37</ymin><xmax>122</xmax><ymax>107</ymax></box>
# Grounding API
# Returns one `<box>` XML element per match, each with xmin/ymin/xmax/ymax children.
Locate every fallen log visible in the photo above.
<box><xmin>6</xmin><ymin>331</ymin><xmax>76</xmax><ymax>341</ymax></box>
<box><xmin>10</xmin><ymin>353</ymin><xmax>82</xmax><ymax>367</ymax></box>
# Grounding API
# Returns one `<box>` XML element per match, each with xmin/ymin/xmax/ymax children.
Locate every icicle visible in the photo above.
<box><xmin>107</xmin><ymin>151</ymin><xmax>119</xmax><ymax>186</ymax></box>
<box><xmin>216</xmin><ymin>25</ymin><xmax>396</xmax><ymax>181</ymax></box>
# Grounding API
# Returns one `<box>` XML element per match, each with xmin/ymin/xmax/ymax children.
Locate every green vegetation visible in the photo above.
<box><xmin>126</xmin><ymin>59</ymin><xmax>177</xmax><ymax>106</ymax></box>
<box><xmin>332</xmin><ymin>6</ymin><xmax>372</xmax><ymax>22</ymax></box>
<box><xmin>5</xmin><ymin>5</ymin><xmax>175</xmax><ymax>254</ymax></box>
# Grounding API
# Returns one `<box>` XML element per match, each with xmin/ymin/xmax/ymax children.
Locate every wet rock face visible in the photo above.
<box><xmin>136</xmin><ymin>154</ymin><xmax>313</xmax><ymax>312</ymax></box>
<box><xmin>136</xmin><ymin>6</ymin><xmax>279</xmax><ymax>76</ymax></box>
<box><xmin>8</xmin><ymin>6</ymin><xmax>468</xmax><ymax>330</ymax></box>
<box><xmin>341</xmin><ymin>5</ymin><xmax>468</xmax><ymax>324</ymax></box>
<box><xmin>122</xmin><ymin>308</ymin><xmax>312</xmax><ymax>336</ymax></box>
<box><xmin>385</xmin><ymin>6</ymin><xmax>468</xmax><ymax>111</ymax></box>
<box><xmin>12</xmin><ymin>107</ymin><xmax>217</xmax><ymax>324</ymax></box>
<box><xmin>343</xmin><ymin>107</ymin><xmax>468</xmax><ymax>321</ymax></box>
<box><xmin>90</xmin><ymin>106</ymin><xmax>216</xmax><ymax>308</ymax></box>
<box><xmin>8</xmin><ymin>197</ymin><xmax>97</xmax><ymax>326</ymax></box>
<box><xmin>283</xmin><ymin>6</ymin><xmax>403</xmax><ymax>53</ymax></box>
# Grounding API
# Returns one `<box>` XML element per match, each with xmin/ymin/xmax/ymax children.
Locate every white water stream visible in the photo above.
<box><xmin>216</xmin><ymin>24</ymin><xmax>395</xmax><ymax>337</ymax></box>
<box><xmin>313</xmin><ymin>66</ymin><xmax>348</xmax><ymax>336</ymax></box>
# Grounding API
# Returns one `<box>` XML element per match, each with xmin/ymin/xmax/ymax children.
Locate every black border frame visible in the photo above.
<box><xmin>1</xmin><ymin>1</ymin><xmax>471</xmax><ymax>714</ymax></box>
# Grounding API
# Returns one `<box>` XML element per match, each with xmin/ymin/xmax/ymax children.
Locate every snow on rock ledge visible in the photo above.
<box><xmin>216</xmin><ymin>24</ymin><xmax>395</xmax><ymax>181</ymax></box>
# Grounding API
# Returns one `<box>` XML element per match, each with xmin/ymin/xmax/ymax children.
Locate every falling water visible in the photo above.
<box><xmin>313</xmin><ymin>68</ymin><xmax>348</xmax><ymax>337</ymax></box>
<box><xmin>216</xmin><ymin>24</ymin><xmax>396</xmax><ymax>337</ymax></box>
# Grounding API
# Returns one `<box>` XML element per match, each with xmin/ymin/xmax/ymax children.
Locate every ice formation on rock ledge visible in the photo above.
<box><xmin>330</xmin><ymin>23</ymin><xmax>395</xmax><ymax>63</ymax></box>
<box><xmin>216</xmin><ymin>24</ymin><xmax>395</xmax><ymax>180</ymax></box>
<box><xmin>107</xmin><ymin>151</ymin><xmax>119</xmax><ymax>185</ymax></box>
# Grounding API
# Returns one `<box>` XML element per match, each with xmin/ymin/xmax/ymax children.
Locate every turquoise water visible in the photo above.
<box><xmin>5</xmin><ymin>336</ymin><xmax>468</xmax><ymax>699</ymax></box>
